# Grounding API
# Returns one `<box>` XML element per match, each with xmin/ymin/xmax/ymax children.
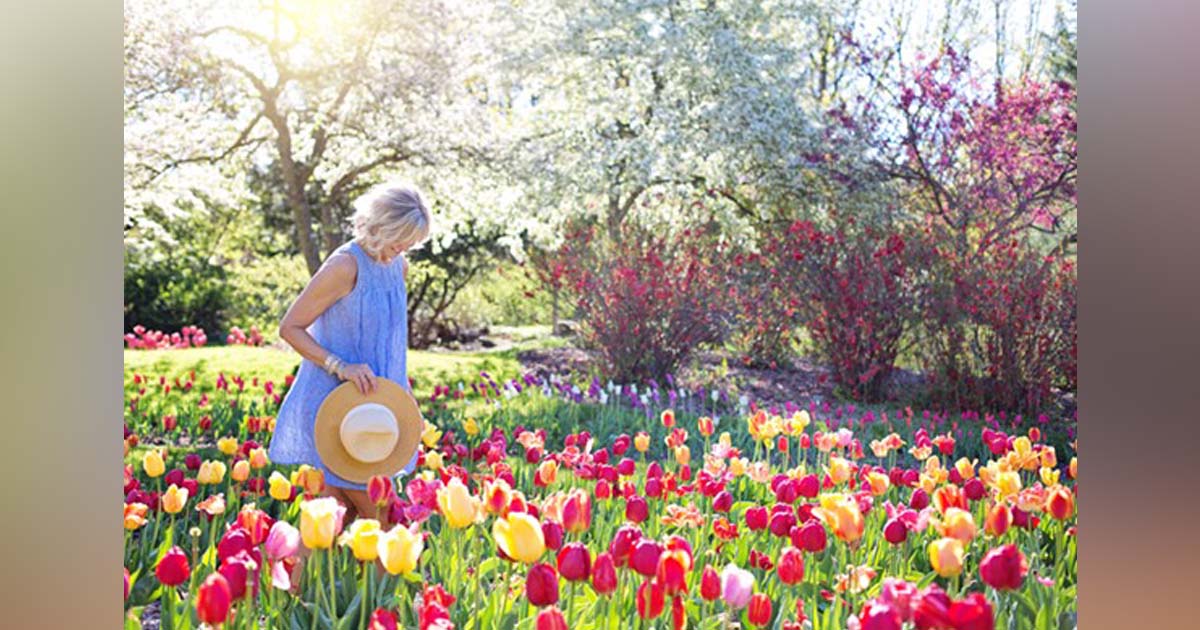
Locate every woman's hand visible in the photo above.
<box><xmin>337</xmin><ymin>363</ymin><xmax>378</xmax><ymax>395</ymax></box>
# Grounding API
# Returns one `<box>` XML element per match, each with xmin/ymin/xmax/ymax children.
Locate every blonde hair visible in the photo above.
<box><xmin>349</xmin><ymin>182</ymin><xmax>433</xmax><ymax>257</ymax></box>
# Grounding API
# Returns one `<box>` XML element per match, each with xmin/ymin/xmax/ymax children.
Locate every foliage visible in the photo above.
<box><xmin>124</xmin><ymin>246</ymin><xmax>232</xmax><ymax>336</ymax></box>
<box><xmin>559</xmin><ymin>219</ymin><xmax>733</xmax><ymax>383</ymax></box>
<box><xmin>222</xmin><ymin>253</ymin><xmax>310</xmax><ymax>340</ymax></box>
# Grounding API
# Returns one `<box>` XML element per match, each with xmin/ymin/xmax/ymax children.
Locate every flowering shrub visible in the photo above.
<box><xmin>559</xmin><ymin>221</ymin><xmax>733</xmax><ymax>382</ymax></box>
<box><xmin>124</xmin><ymin>325</ymin><xmax>208</xmax><ymax>349</ymax></box>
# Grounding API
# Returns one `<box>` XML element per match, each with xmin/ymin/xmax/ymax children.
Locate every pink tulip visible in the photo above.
<box><xmin>720</xmin><ymin>563</ymin><xmax>754</xmax><ymax>610</ymax></box>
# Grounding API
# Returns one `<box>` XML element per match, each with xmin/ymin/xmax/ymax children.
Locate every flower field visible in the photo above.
<box><xmin>123</xmin><ymin>364</ymin><xmax>1077</xmax><ymax>630</ymax></box>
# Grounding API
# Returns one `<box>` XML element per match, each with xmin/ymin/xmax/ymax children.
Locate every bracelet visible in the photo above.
<box><xmin>323</xmin><ymin>354</ymin><xmax>344</xmax><ymax>377</ymax></box>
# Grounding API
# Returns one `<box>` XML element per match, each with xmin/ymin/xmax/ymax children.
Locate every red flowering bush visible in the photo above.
<box><xmin>226</xmin><ymin>326</ymin><xmax>264</xmax><ymax>347</ymax></box>
<box><xmin>558</xmin><ymin>221</ymin><xmax>733</xmax><ymax>382</ymax></box>
<box><xmin>124</xmin><ymin>325</ymin><xmax>208</xmax><ymax>349</ymax></box>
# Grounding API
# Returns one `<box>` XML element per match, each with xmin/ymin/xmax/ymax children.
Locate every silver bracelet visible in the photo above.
<box><xmin>323</xmin><ymin>354</ymin><xmax>343</xmax><ymax>376</ymax></box>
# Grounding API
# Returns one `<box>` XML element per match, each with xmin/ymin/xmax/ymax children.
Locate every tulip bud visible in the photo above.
<box><xmin>625</xmin><ymin>495</ymin><xmax>649</xmax><ymax>523</ymax></box>
<box><xmin>744</xmin><ymin>506</ymin><xmax>768</xmax><ymax>531</ymax></box>
<box><xmin>630</xmin><ymin>539</ymin><xmax>664</xmax><ymax>577</ymax></box>
<box><xmin>537</xmin><ymin>606</ymin><xmax>568</xmax><ymax>630</ymax></box>
<box><xmin>656</xmin><ymin>549</ymin><xmax>691</xmax><ymax>596</ymax></box>
<box><xmin>883</xmin><ymin>518</ymin><xmax>908</xmax><ymax>545</ymax></box>
<box><xmin>542</xmin><ymin>520</ymin><xmax>564</xmax><ymax>551</ymax></box>
<box><xmin>985</xmin><ymin>503</ymin><xmax>1012</xmax><ymax>537</ymax></box>
<box><xmin>557</xmin><ymin>543</ymin><xmax>591</xmax><ymax>582</ymax></box>
<box><xmin>195</xmin><ymin>572</ymin><xmax>232</xmax><ymax>625</ymax></box>
<box><xmin>700</xmin><ymin>565</ymin><xmax>720</xmax><ymax>601</ymax></box>
<box><xmin>720</xmin><ymin>564</ymin><xmax>754</xmax><ymax>610</ymax></box>
<box><xmin>155</xmin><ymin>546</ymin><xmax>190</xmax><ymax>586</ymax></box>
<box><xmin>796</xmin><ymin>520</ymin><xmax>828</xmax><ymax>553</ymax></box>
<box><xmin>609</xmin><ymin>524</ymin><xmax>642</xmax><ymax>567</ymax></box>
<box><xmin>712</xmin><ymin>490</ymin><xmax>733</xmax><ymax>513</ymax></box>
<box><xmin>747</xmin><ymin>593</ymin><xmax>772</xmax><ymax>627</ymax></box>
<box><xmin>526</xmin><ymin>563</ymin><xmax>559</xmax><ymax>607</ymax></box>
<box><xmin>928</xmin><ymin>538</ymin><xmax>965</xmax><ymax>577</ymax></box>
<box><xmin>231</xmin><ymin>460</ymin><xmax>250</xmax><ymax>482</ymax></box>
<box><xmin>979</xmin><ymin>544</ymin><xmax>1028</xmax><ymax>591</ymax></box>
<box><xmin>636</xmin><ymin>579</ymin><xmax>665</xmax><ymax>619</ymax></box>
<box><xmin>591</xmin><ymin>552</ymin><xmax>617</xmax><ymax>596</ymax></box>
<box><xmin>777</xmin><ymin>546</ymin><xmax>804</xmax><ymax>585</ymax></box>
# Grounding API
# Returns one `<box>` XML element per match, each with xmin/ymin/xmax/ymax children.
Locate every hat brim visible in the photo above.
<box><xmin>313</xmin><ymin>378</ymin><xmax>423</xmax><ymax>485</ymax></box>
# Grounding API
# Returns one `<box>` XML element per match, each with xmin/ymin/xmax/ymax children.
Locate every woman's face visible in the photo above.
<box><xmin>378</xmin><ymin>238</ymin><xmax>411</xmax><ymax>264</ymax></box>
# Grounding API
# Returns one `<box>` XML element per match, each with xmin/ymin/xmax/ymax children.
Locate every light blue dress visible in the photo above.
<box><xmin>268</xmin><ymin>240</ymin><xmax>418</xmax><ymax>490</ymax></box>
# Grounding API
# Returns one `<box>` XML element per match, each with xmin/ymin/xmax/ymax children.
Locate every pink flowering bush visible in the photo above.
<box><xmin>226</xmin><ymin>326</ymin><xmax>265</xmax><ymax>347</ymax></box>
<box><xmin>124</xmin><ymin>325</ymin><xmax>208</xmax><ymax>350</ymax></box>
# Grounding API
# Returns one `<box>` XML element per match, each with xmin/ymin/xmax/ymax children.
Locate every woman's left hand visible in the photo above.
<box><xmin>337</xmin><ymin>363</ymin><xmax>378</xmax><ymax>395</ymax></box>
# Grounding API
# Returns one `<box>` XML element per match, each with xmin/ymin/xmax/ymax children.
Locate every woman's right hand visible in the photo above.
<box><xmin>337</xmin><ymin>363</ymin><xmax>378</xmax><ymax>395</ymax></box>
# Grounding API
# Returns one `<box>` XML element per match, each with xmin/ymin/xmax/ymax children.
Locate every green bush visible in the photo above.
<box><xmin>123</xmin><ymin>247</ymin><xmax>233</xmax><ymax>335</ymax></box>
<box><xmin>224</xmin><ymin>254</ymin><xmax>310</xmax><ymax>339</ymax></box>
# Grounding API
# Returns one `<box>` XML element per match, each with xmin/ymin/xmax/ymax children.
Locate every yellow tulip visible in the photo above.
<box><xmin>217</xmin><ymin>437</ymin><xmax>239</xmax><ymax>456</ymax></box>
<box><xmin>826</xmin><ymin>456</ymin><xmax>852</xmax><ymax>485</ymax></box>
<box><xmin>928</xmin><ymin>537</ymin><xmax>965</xmax><ymax>577</ymax></box>
<box><xmin>142</xmin><ymin>450</ymin><xmax>165</xmax><ymax>478</ymax></box>
<box><xmin>463</xmin><ymin>417</ymin><xmax>480</xmax><ymax>437</ymax></box>
<box><xmin>426</xmin><ymin>451</ymin><xmax>444</xmax><ymax>471</ymax></box>
<box><xmin>634</xmin><ymin>432</ymin><xmax>650</xmax><ymax>453</ymax></box>
<box><xmin>248</xmin><ymin>447</ymin><xmax>270</xmax><ymax>469</ymax></box>
<box><xmin>937</xmin><ymin>507</ymin><xmax>977</xmax><ymax>543</ymax></box>
<box><xmin>300</xmin><ymin>497</ymin><xmax>344</xmax><ymax>549</ymax></box>
<box><xmin>268</xmin><ymin>471</ymin><xmax>293</xmax><ymax>501</ymax></box>
<box><xmin>729</xmin><ymin>457</ymin><xmax>748</xmax><ymax>477</ymax></box>
<box><xmin>341</xmin><ymin>518</ymin><xmax>382</xmax><ymax>562</ymax></box>
<box><xmin>789</xmin><ymin>410</ymin><xmax>811</xmax><ymax>434</ymax></box>
<box><xmin>674</xmin><ymin>445</ymin><xmax>691</xmax><ymax>467</ymax></box>
<box><xmin>918</xmin><ymin>473</ymin><xmax>937</xmax><ymax>495</ymax></box>
<box><xmin>197</xmin><ymin>461</ymin><xmax>227</xmax><ymax>485</ymax></box>
<box><xmin>292</xmin><ymin>465</ymin><xmax>325</xmax><ymax>495</ymax></box>
<box><xmin>1040</xmin><ymin>446</ymin><xmax>1057</xmax><ymax>469</ymax></box>
<box><xmin>378</xmin><ymin>523</ymin><xmax>424</xmax><ymax>575</ymax></box>
<box><xmin>718</xmin><ymin>432</ymin><xmax>732</xmax><ymax>449</ymax></box>
<box><xmin>813</xmin><ymin>493</ymin><xmax>865</xmax><ymax>544</ymax></box>
<box><xmin>161</xmin><ymin>484</ymin><xmax>188</xmax><ymax>514</ymax></box>
<box><xmin>995</xmin><ymin>471</ymin><xmax>1022</xmax><ymax>500</ymax></box>
<box><xmin>492</xmin><ymin>512</ymin><xmax>545</xmax><ymax>563</ymax></box>
<box><xmin>1040</xmin><ymin>466</ymin><xmax>1061</xmax><ymax>487</ymax></box>
<box><xmin>954</xmin><ymin>458</ymin><xmax>977</xmax><ymax>480</ymax></box>
<box><xmin>1013</xmin><ymin>437</ymin><xmax>1032</xmax><ymax>458</ymax></box>
<box><xmin>422</xmin><ymin>421</ymin><xmax>443</xmax><ymax>449</ymax></box>
<box><xmin>231</xmin><ymin>460</ymin><xmax>250</xmax><ymax>482</ymax></box>
<box><xmin>866</xmin><ymin>471</ymin><xmax>890</xmax><ymax>496</ymax></box>
<box><xmin>436</xmin><ymin>477</ymin><xmax>481</xmax><ymax>529</ymax></box>
<box><xmin>1069</xmin><ymin>456</ymin><xmax>1078</xmax><ymax>480</ymax></box>
<box><xmin>536</xmin><ymin>460</ymin><xmax>558</xmax><ymax>486</ymax></box>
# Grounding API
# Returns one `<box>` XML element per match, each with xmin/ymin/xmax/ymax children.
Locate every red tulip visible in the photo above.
<box><xmin>557</xmin><ymin>543</ymin><xmax>591</xmax><ymax>582</ymax></box>
<box><xmin>195</xmin><ymin>572</ymin><xmax>232</xmax><ymax>625</ymax></box>
<box><xmin>744</xmin><ymin>506</ymin><xmax>768</xmax><ymax>531</ymax></box>
<box><xmin>948</xmin><ymin>593</ymin><xmax>994</xmax><ymax>630</ymax></box>
<box><xmin>562</xmin><ymin>490</ymin><xmax>592</xmax><ymax>534</ymax></box>
<box><xmin>796</xmin><ymin>520</ymin><xmax>827</xmax><ymax>553</ymax></box>
<box><xmin>776</xmin><ymin>546</ymin><xmax>804</xmax><ymax>585</ymax></box>
<box><xmin>910</xmin><ymin>488</ymin><xmax>930</xmax><ymax>511</ymax></box>
<box><xmin>636</xmin><ymin>579</ymin><xmax>665</xmax><ymax>619</ymax></box>
<box><xmin>774</xmin><ymin>480</ymin><xmax>798</xmax><ymax>504</ymax></box>
<box><xmin>123</xmin><ymin>567</ymin><xmax>130</xmax><ymax>601</ymax></box>
<box><xmin>625</xmin><ymin>495</ymin><xmax>649</xmax><ymax>523</ymax></box>
<box><xmin>747</xmin><ymin>593</ymin><xmax>772</xmax><ymax>627</ymax></box>
<box><xmin>217</xmin><ymin>527</ymin><xmax>252</xmax><ymax>564</ymax></box>
<box><xmin>769</xmin><ymin>505</ymin><xmax>797</xmax><ymax>537</ymax></box>
<box><xmin>700</xmin><ymin>564</ymin><xmax>720</xmax><ymax>601</ymax></box>
<box><xmin>979</xmin><ymin>544</ymin><xmax>1028</xmax><ymax>591</ymax></box>
<box><xmin>219</xmin><ymin>550</ymin><xmax>259</xmax><ymax>600</ymax></box>
<box><xmin>613</xmin><ymin>435</ymin><xmax>631</xmax><ymax>455</ymax></box>
<box><xmin>155</xmin><ymin>546</ymin><xmax>190</xmax><ymax>586</ymax></box>
<box><xmin>963</xmin><ymin>478</ymin><xmax>986</xmax><ymax>501</ymax></box>
<box><xmin>797</xmin><ymin>474</ymin><xmax>820</xmax><ymax>498</ymax></box>
<box><xmin>542</xmin><ymin>520</ymin><xmax>564</xmax><ymax>551</ymax></box>
<box><xmin>985</xmin><ymin>503</ymin><xmax>1012</xmax><ymax>537</ymax></box>
<box><xmin>860</xmin><ymin>601</ymin><xmax>903</xmax><ymax>630</ymax></box>
<box><xmin>184</xmin><ymin>454</ymin><xmax>201</xmax><ymax>471</ymax></box>
<box><xmin>369</xmin><ymin>608</ymin><xmax>399</xmax><ymax>630</ymax></box>
<box><xmin>618</xmin><ymin>458</ymin><xmax>636</xmax><ymax>476</ymax></box>
<box><xmin>1047</xmin><ymin>486</ymin><xmax>1075</xmax><ymax>520</ymax></box>
<box><xmin>591</xmin><ymin>552</ymin><xmax>618</xmax><ymax>596</ymax></box>
<box><xmin>647</xmin><ymin>462</ymin><xmax>663</xmax><ymax>479</ymax></box>
<box><xmin>656</xmin><ymin>549</ymin><xmax>690</xmax><ymax>596</ymax></box>
<box><xmin>912</xmin><ymin>585</ymin><xmax>952</xmax><ymax>630</ymax></box>
<box><xmin>713</xmin><ymin>490</ymin><xmax>733</xmax><ymax>513</ymax></box>
<box><xmin>645</xmin><ymin>478</ymin><xmax>664</xmax><ymax>498</ymax></box>
<box><xmin>368</xmin><ymin>475</ymin><xmax>396</xmax><ymax>507</ymax></box>
<box><xmin>884</xmin><ymin>518</ymin><xmax>908</xmax><ymax>545</ymax></box>
<box><xmin>630</xmin><ymin>539</ymin><xmax>664</xmax><ymax>577</ymax></box>
<box><xmin>595</xmin><ymin>479</ymin><xmax>613</xmax><ymax>500</ymax></box>
<box><xmin>537</xmin><ymin>606</ymin><xmax>569</xmax><ymax>630</ymax></box>
<box><xmin>526</xmin><ymin>563</ymin><xmax>559</xmax><ymax>607</ymax></box>
<box><xmin>609</xmin><ymin>524</ymin><xmax>642</xmax><ymax>566</ymax></box>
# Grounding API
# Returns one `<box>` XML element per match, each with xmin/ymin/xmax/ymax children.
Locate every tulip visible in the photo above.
<box><xmin>928</xmin><ymin>538</ymin><xmax>965</xmax><ymax>577</ymax></box>
<box><xmin>217</xmin><ymin>437</ymin><xmax>239</xmax><ymax>456</ymax></box>
<box><xmin>776</xmin><ymin>546</ymin><xmax>805</xmax><ymax>585</ymax></box>
<box><xmin>197</xmin><ymin>461</ymin><xmax>226</xmax><ymax>485</ymax></box>
<box><xmin>661</xmin><ymin>409</ymin><xmax>676</xmax><ymax>428</ymax></box>
<box><xmin>124</xmin><ymin>567</ymin><xmax>130</xmax><ymax>601</ymax></box>
<box><xmin>483</xmin><ymin>478</ymin><xmax>514</xmax><ymax>516</ymax></box>
<box><xmin>542</xmin><ymin>520</ymin><xmax>564</xmax><ymax>551</ymax></box>
<box><xmin>712</xmin><ymin>490</ymin><xmax>733</xmax><ymax>513</ymax></box>
<box><xmin>938</xmin><ymin>507</ymin><xmax>977</xmax><ymax>543</ymax></box>
<box><xmin>536</xmin><ymin>460</ymin><xmax>559</xmax><ymax>486</ymax></box>
<box><xmin>591</xmin><ymin>552</ymin><xmax>617</xmax><ymax>596</ymax></box>
<box><xmin>979</xmin><ymin>544</ymin><xmax>1028</xmax><ymax>591</ymax></box>
<box><xmin>537</xmin><ymin>606</ymin><xmax>569</xmax><ymax>630</ymax></box>
<box><xmin>913</xmin><ymin>584</ymin><xmax>953</xmax><ymax>629</ymax></box>
<box><xmin>866</xmin><ymin>471</ymin><xmax>891</xmax><ymax>496</ymax></box>
<box><xmin>437</xmin><ymin>477</ymin><xmax>482</xmax><ymax>529</ymax></box>
<box><xmin>963</xmin><ymin>478</ymin><xmax>986</xmax><ymax>501</ymax></box>
<box><xmin>698</xmin><ymin>416</ymin><xmax>714</xmax><ymax>437</ymax></box>
<box><xmin>231</xmin><ymin>460</ymin><xmax>250</xmax><ymax>482</ymax></box>
<box><xmin>557</xmin><ymin>542</ymin><xmax>591</xmax><ymax>582</ymax></box>
<box><xmin>142</xmin><ymin>450</ymin><xmax>165</xmax><ymax>478</ymax></box>
<box><xmin>630</xmin><ymin>538</ymin><xmax>665</xmax><ymax>577</ymax></box>
<box><xmin>634</xmin><ymin>432</ymin><xmax>651</xmax><ymax>453</ymax></box>
<box><xmin>526</xmin><ymin>562</ymin><xmax>559</xmax><ymax>607</ymax></box>
<box><xmin>265</xmin><ymin>520</ymin><xmax>300</xmax><ymax>560</ymax></box>
<box><xmin>744</xmin><ymin>505</ymin><xmax>768</xmax><ymax>531</ymax></box>
<box><xmin>636</xmin><ymin>579</ymin><xmax>665</xmax><ymax>619</ymax></box>
<box><xmin>860</xmin><ymin>601</ymin><xmax>903</xmax><ymax>630</ymax></box>
<box><xmin>671</xmin><ymin>594</ymin><xmax>687</xmax><ymax>630</ymax></box>
<box><xmin>124</xmin><ymin>502</ymin><xmax>149</xmax><ymax>530</ymax></box>
<box><xmin>1046</xmin><ymin>485</ymin><xmax>1075</xmax><ymax>520</ymax></box>
<box><xmin>343</xmin><ymin>518</ymin><xmax>383</xmax><ymax>562</ymax></box>
<box><xmin>368</xmin><ymin>475</ymin><xmax>396</xmax><ymax>507</ymax></box>
<box><xmin>267</xmin><ymin>471</ymin><xmax>293</xmax><ymax>501</ymax></box>
<box><xmin>995</xmin><ymin>471</ymin><xmax>1021</xmax><ymax>500</ymax></box>
<box><xmin>161</xmin><ymin>484</ymin><xmax>188</xmax><ymax>514</ymax></box>
<box><xmin>378</xmin><ymin>523</ymin><xmax>424</xmax><ymax>575</ymax></box>
<box><xmin>625</xmin><ymin>495</ymin><xmax>649</xmax><ymax>523</ymax></box>
<box><xmin>426</xmin><ymin>451</ymin><xmax>445</xmax><ymax>471</ymax></box>
<box><xmin>562</xmin><ymin>489</ymin><xmax>592</xmax><ymax>534</ymax></box>
<box><xmin>747</xmin><ymin>593</ymin><xmax>772</xmax><ymax>627</ymax></box>
<box><xmin>195</xmin><ymin>493</ymin><xmax>226</xmax><ymax>517</ymax></box>
<box><xmin>700</xmin><ymin>565</ymin><xmax>720</xmax><ymax>601</ymax></box>
<box><xmin>984</xmin><ymin>503</ymin><xmax>1012</xmax><ymax>537</ymax></box>
<box><xmin>299</xmin><ymin>497</ymin><xmax>346</xmax><ymax>549</ymax></box>
<box><xmin>720</xmin><ymin>563</ymin><xmax>754</xmax><ymax>610</ymax></box>
<box><xmin>155</xmin><ymin>546</ymin><xmax>190</xmax><ymax>586</ymax></box>
<box><xmin>217</xmin><ymin>528</ymin><xmax>252</xmax><ymax>564</ymax></box>
<box><xmin>795</xmin><ymin>520</ymin><xmax>827</xmax><ymax>553</ymax></box>
<box><xmin>609</xmin><ymin>524</ymin><xmax>642</xmax><ymax>566</ymax></box>
<box><xmin>813</xmin><ymin>494</ymin><xmax>864</xmax><ymax>543</ymax></box>
<box><xmin>369</xmin><ymin>608</ymin><xmax>399</xmax><ymax>630</ymax></box>
<box><xmin>656</xmin><ymin>549</ymin><xmax>691</xmax><ymax>596</ymax></box>
<box><xmin>949</xmin><ymin>592</ymin><xmax>995</xmax><ymax>630</ymax></box>
<box><xmin>910</xmin><ymin>487</ymin><xmax>930</xmax><ymax>510</ymax></box>
<box><xmin>1069</xmin><ymin>456</ymin><xmax>1078</xmax><ymax>480</ymax></box>
<box><xmin>195</xmin><ymin>572</ymin><xmax>232</xmax><ymax>625</ymax></box>
<box><xmin>219</xmin><ymin>551</ymin><xmax>258</xmax><ymax>600</ymax></box>
<box><xmin>493</xmin><ymin>512</ymin><xmax>546</xmax><ymax>563</ymax></box>
<box><xmin>248</xmin><ymin>447</ymin><xmax>269</xmax><ymax>469</ymax></box>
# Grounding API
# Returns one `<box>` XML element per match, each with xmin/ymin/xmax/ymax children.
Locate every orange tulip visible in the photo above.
<box><xmin>813</xmin><ymin>494</ymin><xmax>864</xmax><ymax>544</ymax></box>
<box><xmin>928</xmin><ymin>538</ymin><xmax>965</xmax><ymax>577</ymax></box>
<box><xmin>866</xmin><ymin>471</ymin><xmax>890</xmax><ymax>496</ymax></box>
<box><xmin>124</xmin><ymin>502</ymin><xmax>149</xmax><ymax>530</ymax></box>
<box><xmin>1046</xmin><ymin>485</ymin><xmax>1075</xmax><ymax>520</ymax></box>
<box><xmin>937</xmin><ymin>507</ymin><xmax>977</xmax><ymax>543</ymax></box>
<box><xmin>985</xmin><ymin>502</ymin><xmax>1012</xmax><ymax>537</ymax></box>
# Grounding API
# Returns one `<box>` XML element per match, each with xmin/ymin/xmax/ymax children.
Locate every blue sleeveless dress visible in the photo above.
<box><xmin>268</xmin><ymin>240</ymin><xmax>418</xmax><ymax>490</ymax></box>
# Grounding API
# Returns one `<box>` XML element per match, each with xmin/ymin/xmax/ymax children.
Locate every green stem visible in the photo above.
<box><xmin>328</xmin><ymin>546</ymin><xmax>339</xmax><ymax>622</ymax></box>
<box><xmin>360</xmin><ymin>563</ymin><xmax>368</xmax><ymax>630</ymax></box>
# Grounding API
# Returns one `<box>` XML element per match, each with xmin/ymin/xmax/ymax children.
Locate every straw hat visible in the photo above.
<box><xmin>313</xmin><ymin>378</ymin><xmax>423</xmax><ymax>484</ymax></box>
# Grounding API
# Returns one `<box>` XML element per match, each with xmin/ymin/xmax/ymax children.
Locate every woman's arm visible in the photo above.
<box><xmin>278</xmin><ymin>253</ymin><xmax>379</xmax><ymax>394</ymax></box>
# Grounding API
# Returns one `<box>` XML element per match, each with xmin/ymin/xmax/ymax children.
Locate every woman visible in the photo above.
<box><xmin>268</xmin><ymin>181</ymin><xmax>431</xmax><ymax>523</ymax></box>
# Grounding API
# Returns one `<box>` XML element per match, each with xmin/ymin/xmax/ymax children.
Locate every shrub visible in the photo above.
<box><xmin>124</xmin><ymin>248</ymin><xmax>233</xmax><ymax>335</ymax></box>
<box><xmin>727</xmin><ymin>237</ymin><xmax>803</xmax><ymax>370</ymax></box>
<box><xmin>559</xmin><ymin>221</ymin><xmax>733</xmax><ymax>383</ymax></box>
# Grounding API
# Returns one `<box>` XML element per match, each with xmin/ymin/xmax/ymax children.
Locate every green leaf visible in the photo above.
<box><xmin>125</xmin><ymin>611</ymin><xmax>143</xmax><ymax>630</ymax></box>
